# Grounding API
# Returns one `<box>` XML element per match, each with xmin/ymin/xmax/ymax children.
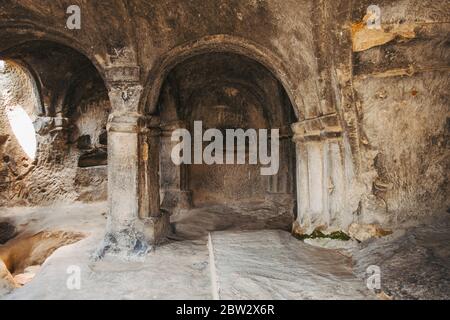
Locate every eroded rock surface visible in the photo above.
<box><xmin>209</xmin><ymin>230</ymin><xmax>373</xmax><ymax>299</ymax></box>
<box><xmin>353</xmin><ymin>214</ymin><xmax>450</xmax><ymax>300</ymax></box>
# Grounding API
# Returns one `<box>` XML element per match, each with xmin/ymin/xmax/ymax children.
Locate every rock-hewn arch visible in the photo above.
<box><xmin>141</xmin><ymin>34</ymin><xmax>304</xmax><ymax>120</ymax></box>
<box><xmin>0</xmin><ymin>26</ymin><xmax>111</xmax><ymax>206</ymax></box>
<box><xmin>145</xmin><ymin>40</ymin><xmax>300</xmax><ymax>237</ymax></box>
<box><xmin>0</xmin><ymin>22</ymin><xmax>107</xmax><ymax>84</ymax></box>
<box><xmin>139</xmin><ymin>35</ymin><xmax>353</xmax><ymax>240</ymax></box>
<box><xmin>0</xmin><ymin>39</ymin><xmax>108</xmax><ymax>118</ymax></box>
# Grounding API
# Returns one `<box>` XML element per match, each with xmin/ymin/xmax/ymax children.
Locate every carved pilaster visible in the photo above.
<box><xmin>160</xmin><ymin>120</ymin><xmax>192</xmax><ymax>213</ymax></box>
<box><xmin>139</xmin><ymin>115</ymin><xmax>161</xmax><ymax>219</ymax></box>
<box><xmin>291</xmin><ymin>113</ymin><xmax>349</xmax><ymax>235</ymax></box>
<box><xmin>267</xmin><ymin>125</ymin><xmax>295</xmax><ymax>194</ymax></box>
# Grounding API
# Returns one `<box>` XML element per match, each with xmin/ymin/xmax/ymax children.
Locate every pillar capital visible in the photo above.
<box><xmin>34</xmin><ymin>115</ymin><xmax>70</xmax><ymax>135</ymax></box>
<box><xmin>279</xmin><ymin>124</ymin><xmax>293</xmax><ymax>139</ymax></box>
<box><xmin>106</xmin><ymin>67</ymin><xmax>143</xmax><ymax>115</ymax></box>
<box><xmin>108</xmin><ymin>84</ymin><xmax>143</xmax><ymax>114</ymax></box>
<box><xmin>145</xmin><ymin>115</ymin><xmax>161</xmax><ymax>130</ymax></box>
<box><xmin>130</xmin><ymin>115</ymin><xmax>161</xmax><ymax>136</ymax></box>
<box><xmin>107</xmin><ymin>113</ymin><xmax>146</xmax><ymax>133</ymax></box>
<box><xmin>106</xmin><ymin>113</ymin><xmax>162</xmax><ymax>133</ymax></box>
<box><xmin>160</xmin><ymin>120</ymin><xmax>188</xmax><ymax>137</ymax></box>
<box><xmin>292</xmin><ymin>113</ymin><xmax>343</xmax><ymax>142</ymax></box>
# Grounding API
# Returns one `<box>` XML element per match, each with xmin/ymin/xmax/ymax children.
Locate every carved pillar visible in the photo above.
<box><xmin>291</xmin><ymin>113</ymin><xmax>347</xmax><ymax>235</ymax></box>
<box><xmin>266</xmin><ymin>125</ymin><xmax>295</xmax><ymax>210</ymax></box>
<box><xmin>328</xmin><ymin>139</ymin><xmax>346</xmax><ymax>228</ymax></box>
<box><xmin>267</xmin><ymin>125</ymin><xmax>295</xmax><ymax>194</ymax></box>
<box><xmin>140</xmin><ymin>116</ymin><xmax>161</xmax><ymax>218</ymax></box>
<box><xmin>97</xmin><ymin>67</ymin><xmax>169</xmax><ymax>258</ymax></box>
<box><xmin>160</xmin><ymin>120</ymin><xmax>192</xmax><ymax>212</ymax></box>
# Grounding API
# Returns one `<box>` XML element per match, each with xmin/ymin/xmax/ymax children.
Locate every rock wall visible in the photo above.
<box><xmin>0</xmin><ymin>1</ymin><xmax>448</xmax><ymax>231</ymax></box>
<box><xmin>0</xmin><ymin>61</ymin><xmax>109</xmax><ymax>207</ymax></box>
<box><xmin>346</xmin><ymin>0</ymin><xmax>450</xmax><ymax>227</ymax></box>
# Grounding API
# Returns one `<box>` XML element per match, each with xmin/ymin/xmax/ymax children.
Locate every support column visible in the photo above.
<box><xmin>140</xmin><ymin>116</ymin><xmax>161</xmax><ymax>218</ymax></box>
<box><xmin>97</xmin><ymin>68</ymin><xmax>169</xmax><ymax>258</ymax></box>
<box><xmin>140</xmin><ymin>116</ymin><xmax>170</xmax><ymax>241</ymax></box>
<box><xmin>291</xmin><ymin>113</ymin><xmax>345</xmax><ymax>236</ymax></box>
<box><xmin>160</xmin><ymin>120</ymin><xmax>192</xmax><ymax>213</ymax></box>
<box><xmin>267</xmin><ymin>125</ymin><xmax>295</xmax><ymax>194</ymax></box>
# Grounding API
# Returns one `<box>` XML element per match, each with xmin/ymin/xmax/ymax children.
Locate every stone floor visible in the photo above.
<box><xmin>209</xmin><ymin>230</ymin><xmax>372</xmax><ymax>299</ymax></box>
<box><xmin>0</xmin><ymin>202</ymin><xmax>448</xmax><ymax>299</ymax></box>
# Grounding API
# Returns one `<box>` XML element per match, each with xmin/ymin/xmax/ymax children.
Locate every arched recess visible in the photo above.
<box><xmin>0</xmin><ymin>34</ymin><xmax>111</xmax><ymax>206</ymax></box>
<box><xmin>0</xmin><ymin>22</ymin><xmax>106</xmax><ymax>82</ymax></box>
<box><xmin>150</xmin><ymin>48</ymin><xmax>298</xmax><ymax>236</ymax></box>
<box><xmin>141</xmin><ymin>35</ymin><xmax>353</xmax><ymax>239</ymax></box>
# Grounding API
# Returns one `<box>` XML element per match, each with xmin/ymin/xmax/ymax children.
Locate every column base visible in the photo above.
<box><xmin>142</xmin><ymin>212</ymin><xmax>170</xmax><ymax>245</ymax></box>
<box><xmin>161</xmin><ymin>189</ymin><xmax>192</xmax><ymax>213</ymax></box>
<box><xmin>94</xmin><ymin>212</ymin><xmax>170</xmax><ymax>260</ymax></box>
<box><xmin>292</xmin><ymin>220</ymin><xmax>316</xmax><ymax>238</ymax></box>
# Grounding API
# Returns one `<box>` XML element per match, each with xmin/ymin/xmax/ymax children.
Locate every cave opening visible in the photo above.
<box><xmin>156</xmin><ymin>52</ymin><xmax>297</xmax><ymax>238</ymax></box>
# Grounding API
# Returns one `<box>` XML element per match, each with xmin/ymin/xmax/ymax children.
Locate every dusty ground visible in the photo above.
<box><xmin>0</xmin><ymin>202</ymin><xmax>448</xmax><ymax>300</ymax></box>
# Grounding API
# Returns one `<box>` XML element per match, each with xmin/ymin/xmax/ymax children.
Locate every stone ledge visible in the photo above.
<box><xmin>107</xmin><ymin>115</ymin><xmax>143</xmax><ymax>133</ymax></box>
<box><xmin>292</xmin><ymin>113</ymin><xmax>343</xmax><ymax>141</ymax></box>
<box><xmin>107</xmin><ymin>114</ymin><xmax>158</xmax><ymax>134</ymax></box>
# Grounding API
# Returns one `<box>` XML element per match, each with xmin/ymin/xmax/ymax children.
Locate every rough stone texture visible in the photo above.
<box><xmin>0</xmin><ymin>0</ymin><xmax>447</xmax><ymax>264</ymax></box>
<box><xmin>209</xmin><ymin>230</ymin><xmax>373</xmax><ymax>299</ymax></box>
<box><xmin>0</xmin><ymin>230</ymin><xmax>85</xmax><ymax>275</ymax></box>
<box><xmin>171</xmin><ymin>199</ymin><xmax>294</xmax><ymax>240</ymax></box>
<box><xmin>353</xmin><ymin>213</ymin><xmax>450</xmax><ymax>300</ymax></box>
<box><xmin>0</xmin><ymin>258</ymin><xmax>17</xmax><ymax>295</ymax></box>
<box><xmin>0</xmin><ymin>202</ymin><xmax>448</xmax><ymax>300</ymax></box>
<box><xmin>348</xmin><ymin>222</ymin><xmax>392</xmax><ymax>242</ymax></box>
<box><xmin>0</xmin><ymin>220</ymin><xmax>16</xmax><ymax>244</ymax></box>
<box><xmin>348</xmin><ymin>0</ymin><xmax>450</xmax><ymax>227</ymax></box>
<box><xmin>0</xmin><ymin>202</ymin><xmax>214</xmax><ymax>300</ymax></box>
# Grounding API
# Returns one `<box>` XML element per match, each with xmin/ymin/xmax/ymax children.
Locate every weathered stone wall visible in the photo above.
<box><xmin>0</xmin><ymin>61</ymin><xmax>40</xmax><ymax>206</ymax></box>
<box><xmin>0</xmin><ymin>1</ymin><xmax>448</xmax><ymax>232</ymax></box>
<box><xmin>346</xmin><ymin>0</ymin><xmax>450</xmax><ymax>227</ymax></box>
<box><xmin>0</xmin><ymin>61</ymin><xmax>109</xmax><ymax>207</ymax></box>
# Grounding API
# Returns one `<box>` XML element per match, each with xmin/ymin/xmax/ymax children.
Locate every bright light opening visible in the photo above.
<box><xmin>0</xmin><ymin>60</ymin><xmax>5</xmax><ymax>72</ymax></box>
<box><xmin>6</xmin><ymin>105</ymin><xmax>37</xmax><ymax>160</ymax></box>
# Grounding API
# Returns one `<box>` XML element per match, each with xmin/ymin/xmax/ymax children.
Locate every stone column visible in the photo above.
<box><xmin>140</xmin><ymin>116</ymin><xmax>161</xmax><ymax>218</ymax></box>
<box><xmin>267</xmin><ymin>125</ymin><xmax>295</xmax><ymax>194</ymax></box>
<box><xmin>327</xmin><ymin>139</ymin><xmax>346</xmax><ymax>229</ymax></box>
<box><xmin>291</xmin><ymin>114</ymin><xmax>345</xmax><ymax>236</ymax></box>
<box><xmin>160</xmin><ymin>120</ymin><xmax>192</xmax><ymax>213</ymax></box>
<box><xmin>97</xmin><ymin>67</ymin><xmax>169</xmax><ymax>258</ymax></box>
